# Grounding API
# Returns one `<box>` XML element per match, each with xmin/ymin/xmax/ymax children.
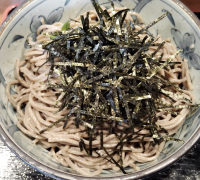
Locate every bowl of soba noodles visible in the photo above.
<box><xmin>0</xmin><ymin>0</ymin><xmax>200</xmax><ymax>179</ymax></box>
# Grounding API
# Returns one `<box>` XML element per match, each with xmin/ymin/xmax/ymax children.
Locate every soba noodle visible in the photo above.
<box><xmin>6</xmin><ymin>7</ymin><xmax>194</xmax><ymax>177</ymax></box>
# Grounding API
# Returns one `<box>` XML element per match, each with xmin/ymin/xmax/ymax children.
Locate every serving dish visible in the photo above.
<box><xmin>0</xmin><ymin>0</ymin><xmax>200</xmax><ymax>179</ymax></box>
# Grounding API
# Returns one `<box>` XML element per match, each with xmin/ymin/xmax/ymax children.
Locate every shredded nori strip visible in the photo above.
<box><xmin>37</xmin><ymin>0</ymin><xmax>197</xmax><ymax>174</ymax></box>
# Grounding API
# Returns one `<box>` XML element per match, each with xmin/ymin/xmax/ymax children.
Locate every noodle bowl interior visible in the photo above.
<box><xmin>6</xmin><ymin>5</ymin><xmax>194</xmax><ymax>177</ymax></box>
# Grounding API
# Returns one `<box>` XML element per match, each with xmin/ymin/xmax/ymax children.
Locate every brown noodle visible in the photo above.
<box><xmin>6</xmin><ymin>8</ymin><xmax>194</xmax><ymax>176</ymax></box>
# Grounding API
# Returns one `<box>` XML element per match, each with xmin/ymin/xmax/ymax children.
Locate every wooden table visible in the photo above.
<box><xmin>181</xmin><ymin>0</ymin><xmax>200</xmax><ymax>11</ymax></box>
<box><xmin>0</xmin><ymin>0</ymin><xmax>199</xmax><ymax>23</ymax></box>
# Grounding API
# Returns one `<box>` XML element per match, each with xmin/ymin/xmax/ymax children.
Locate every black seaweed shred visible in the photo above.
<box><xmin>37</xmin><ymin>0</ymin><xmax>196</xmax><ymax>174</ymax></box>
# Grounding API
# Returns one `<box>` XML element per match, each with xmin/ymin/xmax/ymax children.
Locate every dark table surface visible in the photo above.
<box><xmin>0</xmin><ymin>1</ymin><xmax>200</xmax><ymax>180</ymax></box>
<box><xmin>1</xmin><ymin>138</ymin><xmax>200</xmax><ymax>180</ymax></box>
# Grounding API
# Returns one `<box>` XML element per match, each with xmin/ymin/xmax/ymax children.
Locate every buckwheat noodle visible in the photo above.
<box><xmin>6</xmin><ymin>7</ymin><xmax>194</xmax><ymax>177</ymax></box>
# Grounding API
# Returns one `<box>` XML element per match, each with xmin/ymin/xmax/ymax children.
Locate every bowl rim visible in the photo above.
<box><xmin>0</xmin><ymin>0</ymin><xmax>200</xmax><ymax>179</ymax></box>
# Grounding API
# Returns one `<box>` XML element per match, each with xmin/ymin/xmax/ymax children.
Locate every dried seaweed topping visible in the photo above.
<box><xmin>38</xmin><ymin>0</ymin><xmax>196</xmax><ymax>174</ymax></box>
